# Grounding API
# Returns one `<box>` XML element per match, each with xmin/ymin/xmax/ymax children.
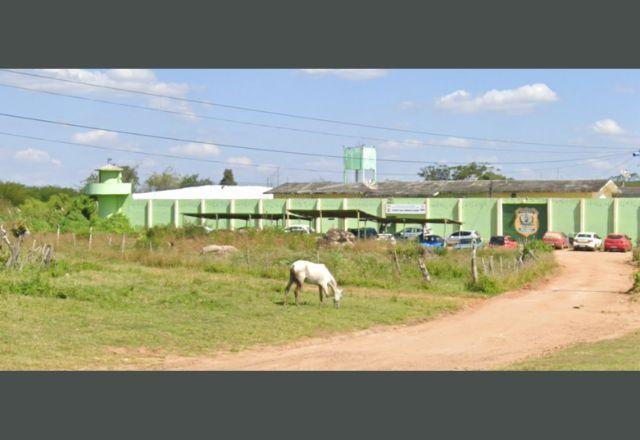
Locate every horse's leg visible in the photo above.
<box><xmin>294</xmin><ymin>282</ymin><xmax>302</xmax><ymax>305</ymax></box>
<box><xmin>318</xmin><ymin>286</ymin><xmax>324</xmax><ymax>304</ymax></box>
<box><xmin>283</xmin><ymin>280</ymin><xmax>293</xmax><ymax>306</ymax></box>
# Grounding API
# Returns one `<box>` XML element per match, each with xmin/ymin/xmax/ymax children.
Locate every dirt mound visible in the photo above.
<box><xmin>319</xmin><ymin>228</ymin><xmax>356</xmax><ymax>247</ymax></box>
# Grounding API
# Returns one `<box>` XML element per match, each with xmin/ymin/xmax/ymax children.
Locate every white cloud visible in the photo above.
<box><xmin>13</xmin><ymin>148</ymin><xmax>60</xmax><ymax>166</ymax></box>
<box><xmin>613</xmin><ymin>85</ymin><xmax>635</xmax><ymax>94</ymax></box>
<box><xmin>438</xmin><ymin>137</ymin><xmax>472</xmax><ymax>148</ymax></box>
<box><xmin>72</xmin><ymin>130</ymin><xmax>119</xmax><ymax>145</ymax></box>
<box><xmin>379</xmin><ymin>139</ymin><xmax>423</xmax><ymax>150</ymax></box>
<box><xmin>379</xmin><ymin>137</ymin><xmax>471</xmax><ymax>150</ymax></box>
<box><xmin>435</xmin><ymin>83</ymin><xmax>558</xmax><ymax>113</ymax></box>
<box><xmin>1</xmin><ymin>69</ymin><xmax>192</xmax><ymax>114</ymax></box>
<box><xmin>397</xmin><ymin>100</ymin><xmax>421</xmax><ymax>111</ymax></box>
<box><xmin>227</xmin><ymin>156</ymin><xmax>253</xmax><ymax>166</ymax></box>
<box><xmin>169</xmin><ymin>142</ymin><xmax>220</xmax><ymax>157</ymax></box>
<box><xmin>298</xmin><ymin>69</ymin><xmax>388</xmax><ymax>81</ymax></box>
<box><xmin>592</xmin><ymin>118</ymin><xmax>625</xmax><ymax>136</ymax></box>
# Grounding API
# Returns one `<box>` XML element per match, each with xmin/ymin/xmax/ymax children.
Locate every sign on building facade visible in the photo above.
<box><xmin>385</xmin><ymin>204</ymin><xmax>426</xmax><ymax>215</ymax></box>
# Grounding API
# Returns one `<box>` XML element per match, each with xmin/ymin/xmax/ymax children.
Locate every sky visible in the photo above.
<box><xmin>0</xmin><ymin>68</ymin><xmax>638</xmax><ymax>189</ymax></box>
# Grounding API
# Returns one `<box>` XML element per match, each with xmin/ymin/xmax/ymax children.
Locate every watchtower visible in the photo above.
<box><xmin>84</xmin><ymin>164</ymin><xmax>133</xmax><ymax>217</ymax></box>
<box><xmin>343</xmin><ymin>145</ymin><xmax>377</xmax><ymax>184</ymax></box>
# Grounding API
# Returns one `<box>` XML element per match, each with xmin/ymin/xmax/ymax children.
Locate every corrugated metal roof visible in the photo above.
<box><xmin>132</xmin><ymin>185</ymin><xmax>273</xmax><ymax>200</ymax></box>
<box><xmin>266</xmin><ymin>180</ymin><xmax>617</xmax><ymax>197</ymax></box>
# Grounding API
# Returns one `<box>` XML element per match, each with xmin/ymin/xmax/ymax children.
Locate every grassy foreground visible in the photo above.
<box><xmin>512</xmin><ymin>331</ymin><xmax>640</xmax><ymax>370</ymax></box>
<box><xmin>0</xmin><ymin>228</ymin><xmax>556</xmax><ymax>369</ymax></box>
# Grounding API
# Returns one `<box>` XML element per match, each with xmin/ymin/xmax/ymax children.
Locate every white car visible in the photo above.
<box><xmin>395</xmin><ymin>227</ymin><xmax>423</xmax><ymax>240</ymax></box>
<box><xmin>572</xmin><ymin>232</ymin><xmax>603</xmax><ymax>251</ymax></box>
<box><xmin>446</xmin><ymin>230</ymin><xmax>481</xmax><ymax>247</ymax></box>
<box><xmin>284</xmin><ymin>225</ymin><xmax>315</xmax><ymax>234</ymax></box>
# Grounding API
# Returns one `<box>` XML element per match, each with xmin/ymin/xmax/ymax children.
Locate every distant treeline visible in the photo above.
<box><xmin>0</xmin><ymin>181</ymin><xmax>132</xmax><ymax>234</ymax></box>
<box><xmin>0</xmin><ymin>181</ymin><xmax>79</xmax><ymax>206</ymax></box>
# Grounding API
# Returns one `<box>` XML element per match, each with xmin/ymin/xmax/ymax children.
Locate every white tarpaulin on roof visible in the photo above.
<box><xmin>132</xmin><ymin>185</ymin><xmax>273</xmax><ymax>200</ymax></box>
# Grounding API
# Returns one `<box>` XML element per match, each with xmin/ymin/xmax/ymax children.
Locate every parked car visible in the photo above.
<box><xmin>542</xmin><ymin>231</ymin><xmax>571</xmax><ymax>249</ymax></box>
<box><xmin>572</xmin><ymin>232</ymin><xmax>603</xmax><ymax>251</ymax></box>
<box><xmin>377</xmin><ymin>232</ymin><xmax>396</xmax><ymax>242</ymax></box>
<box><xmin>348</xmin><ymin>228</ymin><xmax>379</xmax><ymax>239</ymax></box>
<box><xmin>395</xmin><ymin>227</ymin><xmax>423</xmax><ymax>240</ymax></box>
<box><xmin>488</xmin><ymin>235</ymin><xmax>518</xmax><ymax>249</ymax></box>
<box><xmin>420</xmin><ymin>234</ymin><xmax>445</xmax><ymax>249</ymax></box>
<box><xmin>446</xmin><ymin>230</ymin><xmax>481</xmax><ymax>247</ymax></box>
<box><xmin>284</xmin><ymin>225</ymin><xmax>315</xmax><ymax>234</ymax></box>
<box><xmin>604</xmin><ymin>233</ymin><xmax>633</xmax><ymax>252</ymax></box>
<box><xmin>453</xmin><ymin>237</ymin><xmax>483</xmax><ymax>250</ymax></box>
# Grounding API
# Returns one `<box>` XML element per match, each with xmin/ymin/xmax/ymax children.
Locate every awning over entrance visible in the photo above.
<box><xmin>184</xmin><ymin>212</ymin><xmax>287</xmax><ymax>221</ymax></box>
<box><xmin>286</xmin><ymin>209</ymin><xmax>462</xmax><ymax>226</ymax></box>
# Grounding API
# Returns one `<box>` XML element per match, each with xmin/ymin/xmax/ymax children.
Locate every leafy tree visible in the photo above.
<box><xmin>219</xmin><ymin>169</ymin><xmax>237</xmax><ymax>186</ymax></box>
<box><xmin>418</xmin><ymin>162</ymin><xmax>508</xmax><ymax>181</ymax></box>
<box><xmin>179</xmin><ymin>173</ymin><xmax>214</xmax><ymax>188</ymax></box>
<box><xmin>143</xmin><ymin>167</ymin><xmax>181</xmax><ymax>191</ymax></box>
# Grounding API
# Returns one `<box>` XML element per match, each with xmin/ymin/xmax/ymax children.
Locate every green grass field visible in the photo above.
<box><xmin>0</xmin><ymin>228</ymin><xmax>556</xmax><ymax>369</ymax></box>
<box><xmin>512</xmin><ymin>331</ymin><xmax>640</xmax><ymax>370</ymax></box>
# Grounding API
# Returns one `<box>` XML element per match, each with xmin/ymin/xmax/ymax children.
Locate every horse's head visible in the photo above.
<box><xmin>333</xmin><ymin>288</ymin><xmax>343</xmax><ymax>309</ymax></box>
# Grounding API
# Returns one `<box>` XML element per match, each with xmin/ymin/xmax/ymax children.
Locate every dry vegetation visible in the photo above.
<box><xmin>0</xmin><ymin>226</ymin><xmax>556</xmax><ymax>369</ymax></box>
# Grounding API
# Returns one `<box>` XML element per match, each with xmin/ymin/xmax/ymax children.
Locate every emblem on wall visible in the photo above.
<box><xmin>514</xmin><ymin>207</ymin><xmax>539</xmax><ymax>237</ymax></box>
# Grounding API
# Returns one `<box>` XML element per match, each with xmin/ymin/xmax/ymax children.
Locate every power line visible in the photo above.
<box><xmin>0</xmin><ymin>129</ymin><xmax>425</xmax><ymax>178</ymax></box>
<box><xmin>0</xmin><ymin>111</ymin><xmax>630</xmax><ymax>167</ymax></box>
<box><xmin>0</xmin><ymin>80</ymin><xmax>619</xmax><ymax>155</ymax></box>
<box><xmin>0</xmin><ymin>68</ymin><xmax>631</xmax><ymax>153</ymax></box>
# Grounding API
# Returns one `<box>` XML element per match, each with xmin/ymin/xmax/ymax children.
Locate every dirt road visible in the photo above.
<box><xmin>162</xmin><ymin>251</ymin><xmax>640</xmax><ymax>370</ymax></box>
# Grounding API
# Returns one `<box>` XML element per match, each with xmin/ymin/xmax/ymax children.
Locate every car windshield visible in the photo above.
<box><xmin>424</xmin><ymin>235</ymin><xmax>440</xmax><ymax>243</ymax></box>
<box><xmin>607</xmin><ymin>234</ymin><xmax>623</xmax><ymax>239</ymax></box>
<box><xmin>459</xmin><ymin>238</ymin><xmax>473</xmax><ymax>244</ymax></box>
<box><xmin>490</xmin><ymin>237</ymin><xmax>504</xmax><ymax>245</ymax></box>
<box><xmin>544</xmin><ymin>232</ymin><xmax>562</xmax><ymax>239</ymax></box>
<box><xmin>576</xmin><ymin>233</ymin><xmax>592</xmax><ymax>238</ymax></box>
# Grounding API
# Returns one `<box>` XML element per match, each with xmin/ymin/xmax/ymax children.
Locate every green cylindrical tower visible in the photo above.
<box><xmin>84</xmin><ymin>165</ymin><xmax>133</xmax><ymax>217</ymax></box>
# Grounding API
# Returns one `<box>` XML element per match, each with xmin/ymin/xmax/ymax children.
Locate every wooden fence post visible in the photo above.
<box><xmin>481</xmin><ymin>257</ymin><xmax>488</xmax><ymax>275</ymax></box>
<box><xmin>471</xmin><ymin>243</ymin><xmax>479</xmax><ymax>283</ymax></box>
<box><xmin>88</xmin><ymin>227</ymin><xmax>93</xmax><ymax>250</ymax></box>
<box><xmin>56</xmin><ymin>224</ymin><xmax>60</xmax><ymax>247</ymax></box>
<box><xmin>418</xmin><ymin>257</ymin><xmax>431</xmax><ymax>282</ymax></box>
<box><xmin>489</xmin><ymin>255</ymin><xmax>495</xmax><ymax>274</ymax></box>
<box><xmin>499</xmin><ymin>256</ymin><xmax>503</xmax><ymax>273</ymax></box>
<box><xmin>392</xmin><ymin>247</ymin><xmax>401</xmax><ymax>275</ymax></box>
<box><xmin>120</xmin><ymin>233</ymin><xmax>126</xmax><ymax>256</ymax></box>
<box><xmin>72</xmin><ymin>233</ymin><xmax>76</xmax><ymax>247</ymax></box>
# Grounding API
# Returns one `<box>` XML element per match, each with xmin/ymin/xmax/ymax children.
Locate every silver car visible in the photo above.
<box><xmin>446</xmin><ymin>230</ymin><xmax>481</xmax><ymax>247</ymax></box>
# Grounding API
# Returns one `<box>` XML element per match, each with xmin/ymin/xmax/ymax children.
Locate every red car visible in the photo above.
<box><xmin>542</xmin><ymin>231</ymin><xmax>570</xmax><ymax>249</ymax></box>
<box><xmin>603</xmin><ymin>233</ymin><xmax>633</xmax><ymax>252</ymax></box>
<box><xmin>488</xmin><ymin>235</ymin><xmax>519</xmax><ymax>249</ymax></box>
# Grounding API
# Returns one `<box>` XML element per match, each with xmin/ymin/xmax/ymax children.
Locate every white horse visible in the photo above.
<box><xmin>284</xmin><ymin>260</ymin><xmax>343</xmax><ymax>308</ymax></box>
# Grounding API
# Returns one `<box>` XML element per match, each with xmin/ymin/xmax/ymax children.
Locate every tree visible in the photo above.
<box><xmin>418</xmin><ymin>162</ymin><xmax>508</xmax><ymax>181</ymax></box>
<box><xmin>143</xmin><ymin>167</ymin><xmax>181</xmax><ymax>191</ymax></box>
<box><xmin>219</xmin><ymin>169</ymin><xmax>237</xmax><ymax>186</ymax></box>
<box><xmin>179</xmin><ymin>173</ymin><xmax>214</xmax><ymax>188</ymax></box>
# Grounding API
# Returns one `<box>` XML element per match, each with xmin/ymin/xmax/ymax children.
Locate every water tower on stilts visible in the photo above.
<box><xmin>343</xmin><ymin>145</ymin><xmax>377</xmax><ymax>184</ymax></box>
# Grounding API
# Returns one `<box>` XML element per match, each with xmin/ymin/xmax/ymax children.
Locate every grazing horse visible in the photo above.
<box><xmin>284</xmin><ymin>260</ymin><xmax>343</xmax><ymax>308</ymax></box>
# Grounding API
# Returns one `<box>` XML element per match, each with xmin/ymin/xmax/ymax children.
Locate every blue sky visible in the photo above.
<box><xmin>0</xmin><ymin>69</ymin><xmax>638</xmax><ymax>189</ymax></box>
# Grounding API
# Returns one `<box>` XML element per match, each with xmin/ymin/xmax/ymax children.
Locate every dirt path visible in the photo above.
<box><xmin>161</xmin><ymin>251</ymin><xmax>640</xmax><ymax>370</ymax></box>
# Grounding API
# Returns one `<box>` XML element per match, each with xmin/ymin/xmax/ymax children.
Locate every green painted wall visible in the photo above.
<box><xmin>120</xmin><ymin>197</ymin><xmax>640</xmax><ymax>244</ymax></box>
